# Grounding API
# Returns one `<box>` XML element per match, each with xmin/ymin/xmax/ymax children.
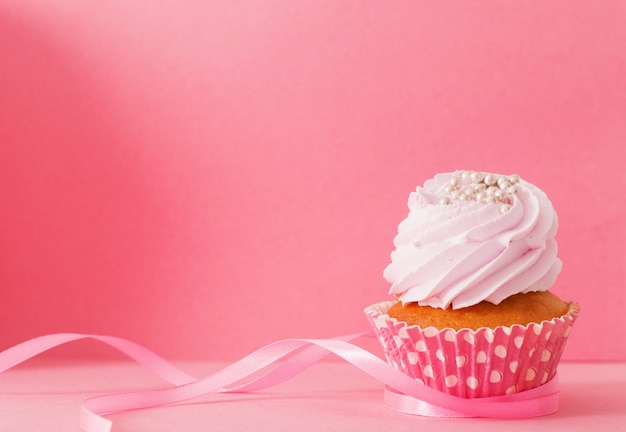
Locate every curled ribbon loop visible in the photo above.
<box><xmin>0</xmin><ymin>333</ymin><xmax>560</xmax><ymax>432</ymax></box>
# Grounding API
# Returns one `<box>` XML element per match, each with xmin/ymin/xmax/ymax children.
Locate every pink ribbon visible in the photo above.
<box><xmin>0</xmin><ymin>333</ymin><xmax>560</xmax><ymax>432</ymax></box>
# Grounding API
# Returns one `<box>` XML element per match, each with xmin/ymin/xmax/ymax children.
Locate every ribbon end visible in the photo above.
<box><xmin>80</xmin><ymin>406</ymin><xmax>113</xmax><ymax>432</ymax></box>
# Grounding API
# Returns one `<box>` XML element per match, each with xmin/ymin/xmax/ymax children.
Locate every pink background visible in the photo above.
<box><xmin>1</xmin><ymin>1</ymin><xmax>625</xmax><ymax>361</ymax></box>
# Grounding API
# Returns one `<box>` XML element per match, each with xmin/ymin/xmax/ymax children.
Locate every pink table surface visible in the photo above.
<box><xmin>1</xmin><ymin>360</ymin><xmax>624</xmax><ymax>432</ymax></box>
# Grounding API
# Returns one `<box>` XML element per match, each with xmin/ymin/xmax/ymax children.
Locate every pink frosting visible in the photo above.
<box><xmin>384</xmin><ymin>171</ymin><xmax>562</xmax><ymax>309</ymax></box>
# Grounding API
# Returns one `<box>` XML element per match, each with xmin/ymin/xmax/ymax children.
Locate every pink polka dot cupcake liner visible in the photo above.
<box><xmin>364</xmin><ymin>300</ymin><xmax>579</xmax><ymax>398</ymax></box>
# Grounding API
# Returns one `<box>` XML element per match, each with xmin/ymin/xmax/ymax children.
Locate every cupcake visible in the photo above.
<box><xmin>365</xmin><ymin>171</ymin><xmax>578</xmax><ymax>400</ymax></box>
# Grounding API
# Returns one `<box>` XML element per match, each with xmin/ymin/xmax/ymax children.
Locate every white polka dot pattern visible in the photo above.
<box><xmin>423</xmin><ymin>327</ymin><xmax>438</xmax><ymax>338</ymax></box>
<box><xmin>494</xmin><ymin>345</ymin><xmax>507</xmax><ymax>358</ymax></box>
<box><xmin>490</xmin><ymin>370</ymin><xmax>502</xmax><ymax>383</ymax></box>
<box><xmin>364</xmin><ymin>301</ymin><xmax>579</xmax><ymax>398</ymax></box>
<box><xmin>464</xmin><ymin>333</ymin><xmax>476</xmax><ymax>345</ymax></box>
<box><xmin>564</xmin><ymin>325</ymin><xmax>572</xmax><ymax>337</ymax></box>
<box><xmin>445</xmin><ymin>375</ymin><xmax>458</xmax><ymax>387</ymax></box>
<box><xmin>455</xmin><ymin>355</ymin><xmax>467</xmax><ymax>367</ymax></box>
<box><xmin>415</xmin><ymin>340</ymin><xmax>428</xmax><ymax>352</ymax></box>
<box><xmin>466</xmin><ymin>376</ymin><xmax>479</xmax><ymax>389</ymax></box>
<box><xmin>393</xmin><ymin>336</ymin><xmax>404</xmax><ymax>349</ymax></box>
<box><xmin>423</xmin><ymin>365</ymin><xmax>434</xmax><ymax>378</ymax></box>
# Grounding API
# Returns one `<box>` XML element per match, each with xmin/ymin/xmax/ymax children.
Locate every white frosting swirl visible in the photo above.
<box><xmin>384</xmin><ymin>171</ymin><xmax>562</xmax><ymax>309</ymax></box>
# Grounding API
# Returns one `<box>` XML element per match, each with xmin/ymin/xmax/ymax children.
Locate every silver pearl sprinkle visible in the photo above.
<box><xmin>484</xmin><ymin>174</ymin><xmax>497</xmax><ymax>186</ymax></box>
<box><xmin>439</xmin><ymin>172</ymin><xmax>523</xmax><ymax>210</ymax></box>
<box><xmin>470</xmin><ymin>172</ymin><xmax>484</xmax><ymax>183</ymax></box>
<box><xmin>497</xmin><ymin>176</ymin><xmax>510</xmax><ymax>189</ymax></box>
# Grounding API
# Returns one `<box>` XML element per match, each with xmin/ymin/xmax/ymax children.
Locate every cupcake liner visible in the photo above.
<box><xmin>364</xmin><ymin>300</ymin><xmax>579</xmax><ymax>398</ymax></box>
